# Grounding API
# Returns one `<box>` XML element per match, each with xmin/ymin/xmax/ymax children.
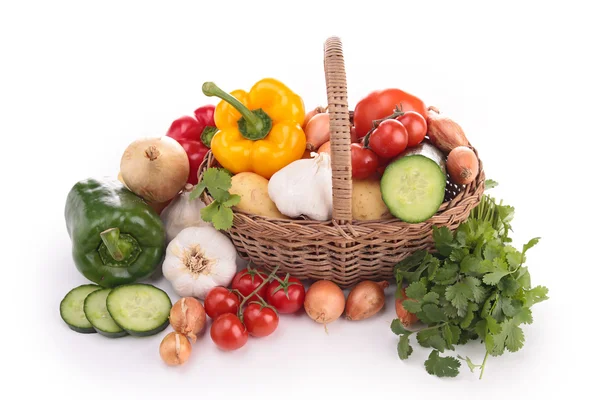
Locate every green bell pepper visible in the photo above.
<box><xmin>65</xmin><ymin>178</ymin><xmax>166</xmax><ymax>288</ymax></box>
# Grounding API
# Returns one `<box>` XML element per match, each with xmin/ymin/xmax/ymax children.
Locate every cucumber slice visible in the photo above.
<box><xmin>381</xmin><ymin>143</ymin><xmax>447</xmax><ymax>223</ymax></box>
<box><xmin>84</xmin><ymin>288</ymin><xmax>128</xmax><ymax>338</ymax></box>
<box><xmin>106</xmin><ymin>284</ymin><xmax>172</xmax><ymax>337</ymax></box>
<box><xmin>60</xmin><ymin>284</ymin><xmax>102</xmax><ymax>333</ymax></box>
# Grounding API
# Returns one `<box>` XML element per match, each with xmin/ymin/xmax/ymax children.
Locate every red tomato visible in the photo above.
<box><xmin>367</xmin><ymin>119</ymin><xmax>408</xmax><ymax>159</ymax></box>
<box><xmin>351</xmin><ymin>143</ymin><xmax>379</xmax><ymax>179</ymax></box>
<box><xmin>231</xmin><ymin>268</ymin><xmax>268</xmax><ymax>302</ymax></box>
<box><xmin>265</xmin><ymin>275</ymin><xmax>306</xmax><ymax>314</ymax></box>
<box><xmin>204</xmin><ymin>287</ymin><xmax>240</xmax><ymax>319</ymax></box>
<box><xmin>242</xmin><ymin>303</ymin><xmax>279</xmax><ymax>337</ymax></box>
<box><xmin>210</xmin><ymin>313</ymin><xmax>248</xmax><ymax>351</ymax></box>
<box><xmin>350</xmin><ymin>126</ymin><xmax>359</xmax><ymax>143</ymax></box>
<box><xmin>353</xmin><ymin>88</ymin><xmax>427</xmax><ymax>138</ymax></box>
<box><xmin>396</xmin><ymin>111</ymin><xmax>427</xmax><ymax>147</ymax></box>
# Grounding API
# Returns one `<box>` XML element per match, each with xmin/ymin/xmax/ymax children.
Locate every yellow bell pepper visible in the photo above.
<box><xmin>202</xmin><ymin>79</ymin><xmax>306</xmax><ymax>179</ymax></box>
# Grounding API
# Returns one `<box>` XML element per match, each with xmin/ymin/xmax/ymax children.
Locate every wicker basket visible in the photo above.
<box><xmin>198</xmin><ymin>36</ymin><xmax>485</xmax><ymax>287</ymax></box>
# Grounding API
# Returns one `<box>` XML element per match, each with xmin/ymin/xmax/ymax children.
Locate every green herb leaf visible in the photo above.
<box><xmin>514</xmin><ymin>307</ymin><xmax>533</xmax><ymax>325</ymax></box>
<box><xmin>458</xmin><ymin>355</ymin><xmax>482</xmax><ymax>373</ymax></box>
<box><xmin>422</xmin><ymin>304</ymin><xmax>446</xmax><ymax>323</ymax></box>
<box><xmin>461</xmin><ymin>302</ymin><xmax>479</xmax><ymax>329</ymax></box>
<box><xmin>445</xmin><ymin>282</ymin><xmax>472</xmax><ymax>317</ymax></box>
<box><xmin>221</xmin><ymin>194</ymin><xmax>241</xmax><ymax>207</ymax></box>
<box><xmin>398</xmin><ymin>334</ymin><xmax>413</xmax><ymax>360</ymax></box>
<box><xmin>395</xmin><ymin>250</ymin><xmax>428</xmax><ymax>271</ymax></box>
<box><xmin>212</xmin><ymin>204</ymin><xmax>234</xmax><ymax>230</ymax></box>
<box><xmin>484</xmin><ymin>179</ymin><xmax>498</xmax><ymax>189</ymax></box>
<box><xmin>464</xmin><ymin>276</ymin><xmax>486</xmax><ymax>303</ymax></box>
<box><xmin>200</xmin><ymin>201</ymin><xmax>219</xmax><ymax>222</ymax></box>
<box><xmin>422</xmin><ymin>292</ymin><xmax>440</xmax><ymax>305</ymax></box>
<box><xmin>522</xmin><ymin>237</ymin><xmax>541</xmax><ymax>255</ymax></box>
<box><xmin>433</xmin><ymin>226</ymin><xmax>455</xmax><ymax>256</ymax></box>
<box><xmin>499</xmin><ymin>276</ymin><xmax>519</xmax><ymax>297</ymax></box>
<box><xmin>189</xmin><ymin>182</ymin><xmax>207</xmax><ymax>200</ymax></box>
<box><xmin>521</xmin><ymin>285</ymin><xmax>549</xmax><ymax>307</ymax></box>
<box><xmin>442</xmin><ymin>324</ymin><xmax>461</xmax><ymax>348</ymax></box>
<box><xmin>406</xmin><ymin>281</ymin><xmax>427</xmax><ymax>300</ymax></box>
<box><xmin>483</xmin><ymin>269</ymin><xmax>510</xmax><ymax>286</ymax></box>
<box><xmin>460</xmin><ymin>255</ymin><xmax>481</xmax><ymax>274</ymax></box>
<box><xmin>200</xmin><ymin>168</ymin><xmax>233</xmax><ymax>203</ymax></box>
<box><xmin>424</xmin><ymin>350</ymin><xmax>461</xmax><ymax>378</ymax></box>
<box><xmin>402</xmin><ymin>299</ymin><xmax>422</xmax><ymax>313</ymax></box>
<box><xmin>417</xmin><ymin>329</ymin><xmax>447</xmax><ymax>351</ymax></box>
<box><xmin>493</xmin><ymin>319</ymin><xmax>525</xmax><ymax>353</ymax></box>
<box><xmin>390</xmin><ymin>319</ymin><xmax>411</xmax><ymax>335</ymax></box>
<box><xmin>433</xmin><ymin>263</ymin><xmax>459</xmax><ymax>285</ymax></box>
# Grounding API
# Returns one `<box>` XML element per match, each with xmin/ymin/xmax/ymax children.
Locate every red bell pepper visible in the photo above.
<box><xmin>353</xmin><ymin>88</ymin><xmax>427</xmax><ymax>138</ymax></box>
<box><xmin>166</xmin><ymin>105</ymin><xmax>218</xmax><ymax>185</ymax></box>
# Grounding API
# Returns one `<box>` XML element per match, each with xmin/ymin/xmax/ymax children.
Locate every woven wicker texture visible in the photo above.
<box><xmin>199</xmin><ymin>36</ymin><xmax>485</xmax><ymax>287</ymax></box>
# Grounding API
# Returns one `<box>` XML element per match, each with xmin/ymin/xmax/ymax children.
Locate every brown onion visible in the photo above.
<box><xmin>159</xmin><ymin>332</ymin><xmax>192</xmax><ymax>366</ymax></box>
<box><xmin>305</xmin><ymin>113</ymin><xmax>330</xmax><ymax>152</ymax></box>
<box><xmin>169</xmin><ymin>297</ymin><xmax>206</xmax><ymax>343</ymax></box>
<box><xmin>426</xmin><ymin>106</ymin><xmax>469</xmax><ymax>154</ymax></box>
<box><xmin>120</xmin><ymin>136</ymin><xmax>189</xmax><ymax>203</ymax></box>
<box><xmin>318</xmin><ymin>141</ymin><xmax>331</xmax><ymax>154</ymax></box>
<box><xmin>345</xmin><ymin>280</ymin><xmax>389</xmax><ymax>321</ymax></box>
<box><xmin>447</xmin><ymin>146</ymin><xmax>479</xmax><ymax>185</ymax></box>
<box><xmin>304</xmin><ymin>280</ymin><xmax>345</xmax><ymax>325</ymax></box>
<box><xmin>302</xmin><ymin>106</ymin><xmax>326</xmax><ymax>129</ymax></box>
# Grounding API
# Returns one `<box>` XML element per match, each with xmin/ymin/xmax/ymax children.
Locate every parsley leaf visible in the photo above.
<box><xmin>458</xmin><ymin>355</ymin><xmax>482</xmax><ymax>373</ymax></box>
<box><xmin>425</xmin><ymin>350</ymin><xmax>461</xmax><ymax>378</ymax></box>
<box><xmin>198</xmin><ymin>168</ymin><xmax>232</xmax><ymax>202</ymax></box>
<box><xmin>493</xmin><ymin>319</ymin><xmax>525</xmax><ymax>353</ymax></box>
<box><xmin>461</xmin><ymin>302</ymin><xmax>479</xmax><ymax>329</ymax></box>
<box><xmin>406</xmin><ymin>281</ymin><xmax>427</xmax><ymax>300</ymax></box>
<box><xmin>522</xmin><ymin>237</ymin><xmax>541</xmax><ymax>255</ymax></box>
<box><xmin>417</xmin><ymin>329</ymin><xmax>447</xmax><ymax>351</ymax></box>
<box><xmin>194</xmin><ymin>167</ymin><xmax>240</xmax><ymax>230</ymax></box>
<box><xmin>483</xmin><ymin>259</ymin><xmax>510</xmax><ymax>285</ymax></box>
<box><xmin>398</xmin><ymin>334</ymin><xmax>413</xmax><ymax>360</ymax></box>
<box><xmin>484</xmin><ymin>179</ymin><xmax>498</xmax><ymax>189</ymax></box>
<box><xmin>402</xmin><ymin>299</ymin><xmax>422</xmax><ymax>313</ymax></box>
<box><xmin>221</xmin><ymin>194</ymin><xmax>241</xmax><ymax>207</ymax></box>
<box><xmin>520</xmin><ymin>285</ymin><xmax>549</xmax><ymax>307</ymax></box>
<box><xmin>422</xmin><ymin>304</ymin><xmax>446</xmax><ymax>323</ymax></box>
<box><xmin>433</xmin><ymin>226</ymin><xmax>455</xmax><ymax>256</ymax></box>
<box><xmin>390</xmin><ymin>319</ymin><xmax>411</xmax><ymax>335</ymax></box>
<box><xmin>445</xmin><ymin>282</ymin><xmax>472</xmax><ymax>317</ymax></box>
<box><xmin>433</xmin><ymin>262</ymin><xmax>459</xmax><ymax>285</ymax></box>
<box><xmin>460</xmin><ymin>254</ymin><xmax>482</xmax><ymax>274</ymax></box>
<box><xmin>464</xmin><ymin>276</ymin><xmax>486</xmax><ymax>303</ymax></box>
<box><xmin>212</xmin><ymin>204</ymin><xmax>234</xmax><ymax>230</ymax></box>
<box><xmin>422</xmin><ymin>292</ymin><xmax>440</xmax><ymax>305</ymax></box>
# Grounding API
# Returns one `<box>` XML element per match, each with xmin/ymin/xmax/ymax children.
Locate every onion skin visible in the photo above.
<box><xmin>169</xmin><ymin>297</ymin><xmax>206</xmax><ymax>343</ymax></box>
<box><xmin>302</xmin><ymin>106</ymin><xmax>326</xmax><ymax>129</ymax></box>
<box><xmin>120</xmin><ymin>136</ymin><xmax>190</xmax><ymax>203</ymax></box>
<box><xmin>318</xmin><ymin>141</ymin><xmax>331</xmax><ymax>154</ymax></box>
<box><xmin>395</xmin><ymin>289</ymin><xmax>419</xmax><ymax>327</ymax></box>
<box><xmin>305</xmin><ymin>113</ymin><xmax>330</xmax><ymax>152</ymax></box>
<box><xmin>304</xmin><ymin>280</ymin><xmax>345</xmax><ymax>324</ymax></box>
<box><xmin>345</xmin><ymin>280</ymin><xmax>389</xmax><ymax>321</ymax></box>
<box><xmin>447</xmin><ymin>146</ymin><xmax>479</xmax><ymax>185</ymax></box>
<box><xmin>426</xmin><ymin>107</ymin><xmax>469</xmax><ymax>154</ymax></box>
<box><xmin>159</xmin><ymin>332</ymin><xmax>192</xmax><ymax>366</ymax></box>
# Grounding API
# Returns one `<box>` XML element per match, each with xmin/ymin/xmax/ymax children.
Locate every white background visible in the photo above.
<box><xmin>2</xmin><ymin>0</ymin><xmax>598</xmax><ymax>399</ymax></box>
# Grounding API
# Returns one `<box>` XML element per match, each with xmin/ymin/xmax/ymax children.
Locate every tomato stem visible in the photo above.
<box><xmin>238</xmin><ymin>266</ymin><xmax>280</xmax><ymax>318</ymax></box>
<box><xmin>370</xmin><ymin>103</ymin><xmax>407</xmax><ymax>129</ymax></box>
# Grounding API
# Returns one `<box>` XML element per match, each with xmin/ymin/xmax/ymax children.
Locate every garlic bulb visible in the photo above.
<box><xmin>160</xmin><ymin>184</ymin><xmax>208</xmax><ymax>243</ymax></box>
<box><xmin>268</xmin><ymin>152</ymin><xmax>333</xmax><ymax>221</ymax></box>
<box><xmin>162</xmin><ymin>226</ymin><xmax>238</xmax><ymax>299</ymax></box>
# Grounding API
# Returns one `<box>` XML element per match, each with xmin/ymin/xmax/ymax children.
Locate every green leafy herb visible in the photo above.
<box><xmin>190</xmin><ymin>167</ymin><xmax>240</xmax><ymax>230</ymax></box>
<box><xmin>389</xmin><ymin>191</ymin><xmax>549</xmax><ymax>379</ymax></box>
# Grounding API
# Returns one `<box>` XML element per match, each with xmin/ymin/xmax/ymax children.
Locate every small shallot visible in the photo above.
<box><xmin>304</xmin><ymin>280</ymin><xmax>345</xmax><ymax>326</ymax></box>
<box><xmin>159</xmin><ymin>332</ymin><xmax>192</xmax><ymax>366</ymax></box>
<box><xmin>345</xmin><ymin>280</ymin><xmax>389</xmax><ymax>321</ymax></box>
<box><xmin>169</xmin><ymin>297</ymin><xmax>207</xmax><ymax>343</ymax></box>
<box><xmin>302</xmin><ymin>106</ymin><xmax>326</xmax><ymax>129</ymax></box>
<box><xmin>396</xmin><ymin>288</ymin><xmax>418</xmax><ymax>327</ymax></box>
<box><xmin>426</xmin><ymin>107</ymin><xmax>469</xmax><ymax>154</ymax></box>
<box><xmin>447</xmin><ymin>146</ymin><xmax>479</xmax><ymax>185</ymax></box>
<box><xmin>305</xmin><ymin>112</ymin><xmax>330</xmax><ymax>152</ymax></box>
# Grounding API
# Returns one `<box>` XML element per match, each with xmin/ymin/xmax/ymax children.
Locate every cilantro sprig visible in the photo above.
<box><xmin>390</xmin><ymin>181</ymin><xmax>549</xmax><ymax>379</ymax></box>
<box><xmin>189</xmin><ymin>167</ymin><xmax>240</xmax><ymax>230</ymax></box>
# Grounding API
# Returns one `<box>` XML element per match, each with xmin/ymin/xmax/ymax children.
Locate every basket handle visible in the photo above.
<box><xmin>324</xmin><ymin>37</ymin><xmax>352</xmax><ymax>224</ymax></box>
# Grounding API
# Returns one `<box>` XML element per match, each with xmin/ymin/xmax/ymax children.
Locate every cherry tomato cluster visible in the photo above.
<box><xmin>203</xmin><ymin>266</ymin><xmax>306</xmax><ymax>351</ymax></box>
<box><xmin>350</xmin><ymin>88</ymin><xmax>429</xmax><ymax>179</ymax></box>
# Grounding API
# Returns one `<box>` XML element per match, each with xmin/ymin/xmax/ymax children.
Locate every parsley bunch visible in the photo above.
<box><xmin>391</xmin><ymin>181</ymin><xmax>549</xmax><ymax>378</ymax></box>
<box><xmin>189</xmin><ymin>167</ymin><xmax>240</xmax><ymax>230</ymax></box>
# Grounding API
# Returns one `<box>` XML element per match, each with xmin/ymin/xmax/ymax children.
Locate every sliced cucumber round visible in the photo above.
<box><xmin>60</xmin><ymin>284</ymin><xmax>102</xmax><ymax>333</ymax></box>
<box><xmin>381</xmin><ymin>143</ymin><xmax>447</xmax><ymax>223</ymax></box>
<box><xmin>106</xmin><ymin>284</ymin><xmax>172</xmax><ymax>337</ymax></box>
<box><xmin>84</xmin><ymin>288</ymin><xmax>128</xmax><ymax>338</ymax></box>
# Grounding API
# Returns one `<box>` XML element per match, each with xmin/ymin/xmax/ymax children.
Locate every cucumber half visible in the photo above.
<box><xmin>84</xmin><ymin>288</ymin><xmax>128</xmax><ymax>338</ymax></box>
<box><xmin>60</xmin><ymin>284</ymin><xmax>102</xmax><ymax>333</ymax></box>
<box><xmin>106</xmin><ymin>284</ymin><xmax>172</xmax><ymax>337</ymax></box>
<box><xmin>381</xmin><ymin>143</ymin><xmax>447</xmax><ymax>223</ymax></box>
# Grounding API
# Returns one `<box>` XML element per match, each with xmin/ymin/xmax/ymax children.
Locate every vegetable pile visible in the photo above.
<box><xmin>57</xmin><ymin>69</ymin><xmax>547</xmax><ymax>379</ymax></box>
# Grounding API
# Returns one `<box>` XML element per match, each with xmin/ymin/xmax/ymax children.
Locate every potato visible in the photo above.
<box><xmin>230</xmin><ymin>172</ymin><xmax>288</xmax><ymax>219</ymax></box>
<box><xmin>352</xmin><ymin>177</ymin><xmax>391</xmax><ymax>221</ymax></box>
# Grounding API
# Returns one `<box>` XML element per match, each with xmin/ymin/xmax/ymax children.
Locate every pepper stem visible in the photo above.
<box><xmin>100</xmin><ymin>228</ymin><xmax>133</xmax><ymax>262</ymax></box>
<box><xmin>202</xmin><ymin>82</ymin><xmax>272</xmax><ymax>140</ymax></box>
